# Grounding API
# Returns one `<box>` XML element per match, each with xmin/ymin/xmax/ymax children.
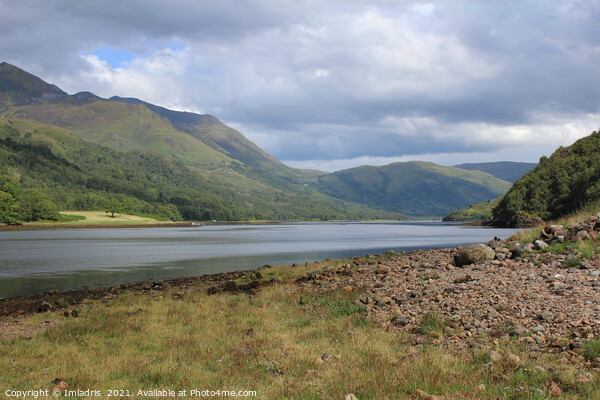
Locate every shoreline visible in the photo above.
<box><xmin>0</xmin><ymin>221</ymin><xmax>285</xmax><ymax>231</ymax></box>
<box><xmin>0</xmin><ymin>268</ymin><xmax>258</xmax><ymax>317</ymax></box>
<box><xmin>0</xmin><ymin>218</ymin><xmax>479</xmax><ymax>232</ymax></box>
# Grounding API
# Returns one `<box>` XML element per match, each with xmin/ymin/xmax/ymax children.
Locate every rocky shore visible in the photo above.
<box><xmin>3</xmin><ymin>214</ymin><xmax>600</xmax><ymax>370</ymax></box>
<box><xmin>299</xmin><ymin>213</ymin><xmax>600</xmax><ymax>368</ymax></box>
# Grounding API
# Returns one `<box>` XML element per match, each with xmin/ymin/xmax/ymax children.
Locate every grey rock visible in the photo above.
<box><xmin>391</xmin><ymin>316</ymin><xmax>410</xmax><ymax>326</ymax></box>
<box><xmin>509</xmin><ymin>328</ymin><xmax>528</xmax><ymax>337</ymax></box>
<box><xmin>454</xmin><ymin>244</ymin><xmax>495</xmax><ymax>267</ymax></box>
<box><xmin>539</xmin><ymin>311</ymin><xmax>555</xmax><ymax>322</ymax></box>
<box><xmin>509</xmin><ymin>243</ymin><xmax>534</xmax><ymax>258</ymax></box>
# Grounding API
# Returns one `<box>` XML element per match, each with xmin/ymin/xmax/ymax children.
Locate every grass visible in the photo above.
<box><xmin>565</xmin><ymin>258</ymin><xmax>583</xmax><ymax>268</ymax></box>
<box><xmin>578</xmin><ymin>241</ymin><xmax>596</xmax><ymax>260</ymax></box>
<box><xmin>584</xmin><ymin>339</ymin><xmax>600</xmax><ymax>360</ymax></box>
<box><xmin>55</xmin><ymin>214</ymin><xmax>86</xmax><ymax>223</ymax></box>
<box><xmin>442</xmin><ymin>197</ymin><xmax>499</xmax><ymax>221</ymax></box>
<box><xmin>1</xmin><ymin>260</ymin><xmax>599</xmax><ymax>399</ymax></box>
<box><xmin>417</xmin><ymin>311</ymin><xmax>448</xmax><ymax>339</ymax></box>
<box><xmin>28</xmin><ymin>211</ymin><xmax>173</xmax><ymax>226</ymax></box>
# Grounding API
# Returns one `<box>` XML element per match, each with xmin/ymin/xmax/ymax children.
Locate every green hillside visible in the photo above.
<box><xmin>452</xmin><ymin>161</ymin><xmax>537</xmax><ymax>182</ymax></box>
<box><xmin>0</xmin><ymin>118</ymin><xmax>405</xmax><ymax>223</ymax></box>
<box><xmin>442</xmin><ymin>197</ymin><xmax>500</xmax><ymax>221</ymax></box>
<box><xmin>492</xmin><ymin>130</ymin><xmax>600</xmax><ymax>227</ymax></box>
<box><xmin>316</xmin><ymin>161</ymin><xmax>511</xmax><ymax>217</ymax></box>
<box><xmin>0</xmin><ymin>118</ymin><xmax>248</xmax><ymax>223</ymax></box>
<box><xmin>3</xmin><ymin>100</ymin><xmax>233</xmax><ymax>168</ymax></box>
<box><xmin>109</xmin><ymin>96</ymin><xmax>315</xmax><ymax>178</ymax></box>
<box><xmin>108</xmin><ymin>96</ymin><xmax>324</xmax><ymax>192</ymax></box>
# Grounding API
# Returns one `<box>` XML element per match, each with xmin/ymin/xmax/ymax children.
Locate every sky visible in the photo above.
<box><xmin>1</xmin><ymin>0</ymin><xmax>599</xmax><ymax>172</ymax></box>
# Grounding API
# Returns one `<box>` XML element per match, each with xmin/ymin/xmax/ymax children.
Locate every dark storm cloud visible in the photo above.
<box><xmin>1</xmin><ymin>1</ymin><xmax>599</xmax><ymax>169</ymax></box>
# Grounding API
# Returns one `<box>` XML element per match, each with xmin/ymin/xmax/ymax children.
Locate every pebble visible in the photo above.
<box><xmin>548</xmin><ymin>381</ymin><xmax>562</xmax><ymax>396</ymax></box>
<box><xmin>303</xmin><ymin>219</ymin><xmax>600</xmax><ymax>360</ymax></box>
<box><xmin>53</xmin><ymin>381</ymin><xmax>69</xmax><ymax>392</ymax></box>
<box><xmin>376</xmin><ymin>266</ymin><xmax>390</xmax><ymax>274</ymax></box>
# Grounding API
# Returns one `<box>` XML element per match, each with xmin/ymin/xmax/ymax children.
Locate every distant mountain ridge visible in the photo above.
<box><xmin>0</xmin><ymin>62</ymin><xmax>522</xmax><ymax>221</ymax></box>
<box><xmin>315</xmin><ymin>161</ymin><xmax>511</xmax><ymax>217</ymax></box>
<box><xmin>453</xmin><ymin>161</ymin><xmax>537</xmax><ymax>183</ymax></box>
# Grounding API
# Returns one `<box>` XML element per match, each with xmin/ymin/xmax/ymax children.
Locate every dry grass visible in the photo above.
<box><xmin>52</xmin><ymin>211</ymin><xmax>171</xmax><ymax>225</ymax></box>
<box><xmin>1</xmin><ymin>261</ymin><xmax>599</xmax><ymax>399</ymax></box>
<box><xmin>513</xmin><ymin>204</ymin><xmax>600</xmax><ymax>245</ymax></box>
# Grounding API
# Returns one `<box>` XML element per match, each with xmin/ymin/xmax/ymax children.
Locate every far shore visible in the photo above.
<box><xmin>0</xmin><ymin>210</ymin><xmax>431</xmax><ymax>231</ymax></box>
<box><xmin>0</xmin><ymin>220</ymin><xmax>285</xmax><ymax>231</ymax></box>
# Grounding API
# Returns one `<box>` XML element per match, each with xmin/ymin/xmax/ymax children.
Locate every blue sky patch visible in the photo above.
<box><xmin>88</xmin><ymin>46</ymin><xmax>137</xmax><ymax>68</ymax></box>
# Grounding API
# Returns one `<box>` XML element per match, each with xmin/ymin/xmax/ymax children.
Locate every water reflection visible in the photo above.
<box><xmin>0</xmin><ymin>222</ymin><xmax>520</xmax><ymax>298</ymax></box>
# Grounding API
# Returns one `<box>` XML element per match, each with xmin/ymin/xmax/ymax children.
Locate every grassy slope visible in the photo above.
<box><xmin>453</xmin><ymin>162</ymin><xmax>537</xmax><ymax>183</ymax></box>
<box><xmin>1</xmin><ymin>257</ymin><xmax>596</xmax><ymax>399</ymax></box>
<box><xmin>317</xmin><ymin>161</ymin><xmax>511</xmax><ymax>217</ymax></box>
<box><xmin>0</xmin><ymin>117</ymin><xmax>254</xmax><ymax>221</ymax></box>
<box><xmin>442</xmin><ymin>197</ymin><xmax>500</xmax><ymax>221</ymax></box>
<box><xmin>109</xmin><ymin>96</ymin><xmax>322</xmax><ymax>181</ymax></box>
<box><xmin>2</xmin><ymin>101</ymin><xmax>233</xmax><ymax>168</ymax></box>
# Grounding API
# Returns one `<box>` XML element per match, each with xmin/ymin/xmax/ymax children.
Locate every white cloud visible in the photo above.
<box><xmin>1</xmin><ymin>1</ymin><xmax>599</xmax><ymax>171</ymax></box>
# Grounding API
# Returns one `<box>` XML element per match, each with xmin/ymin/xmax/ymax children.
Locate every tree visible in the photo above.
<box><xmin>106</xmin><ymin>198</ymin><xmax>122</xmax><ymax>218</ymax></box>
<box><xmin>19</xmin><ymin>189</ymin><xmax>59</xmax><ymax>221</ymax></box>
<box><xmin>0</xmin><ymin>174</ymin><xmax>21</xmax><ymax>224</ymax></box>
<box><xmin>0</xmin><ymin>191</ymin><xmax>19</xmax><ymax>224</ymax></box>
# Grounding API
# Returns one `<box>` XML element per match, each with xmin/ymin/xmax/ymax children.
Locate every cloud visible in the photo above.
<box><xmin>1</xmin><ymin>1</ymin><xmax>599</xmax><ymax>170</ymax></box>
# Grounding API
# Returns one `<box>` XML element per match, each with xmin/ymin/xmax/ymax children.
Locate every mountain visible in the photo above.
<box><xmin>492</xmin><ymin>130</ymin><xmax>600</xmax><ymax>227</ymax></box>
<box><xmin>109</xmin><ymin>96</ymin><xmax>300</xmax><ymax>175</ymax></box>
<box><xmin>452</xmin><ymin>161</ymin><xmax>537</xmax><ymax>183</ymax></box>
<box><xmin>1</xmin><ymin>62</ymin><xmax>523</xmax><ymax>222</ymax></box>
<box><xmin>0</xmin><ymin>62</ymin><xmax>406</xmax><ymax>222</ymax></box>
<box><xmin>0</xmin><ymin>62</ymin><xmax>67</xmax><ymax>108</ymax></box>
<box><xmin>315</xmin><ymin>161</ymin><xmax>512</xmax><ymax>218</ymax></box>
<box><xmin>0</xmin><ymin>117</ymin><xmax>405</xmax><ymax>222</ymax></box>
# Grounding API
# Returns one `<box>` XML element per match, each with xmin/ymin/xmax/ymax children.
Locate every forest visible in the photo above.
<box><xmin>492</xmin><ymin>130</ymin><xmax>600</xmax><ymax>226</ymax></box>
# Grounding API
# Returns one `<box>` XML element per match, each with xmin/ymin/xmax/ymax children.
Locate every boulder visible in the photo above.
<box><xmin>509</xmin><ymin>243</ymin><xmax>534</xmax><ymax>258</ymax></box>
<box><xmin>454</xmin><ymin>244</ymin><xmax>495</xmax><ymax>267</ymax></box>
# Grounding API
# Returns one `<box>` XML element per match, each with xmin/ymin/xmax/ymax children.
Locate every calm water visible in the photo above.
<box><xmin>0</xmin><ymin>222</ymin><xmax>520</xmax><ymax>298</ymax></box>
